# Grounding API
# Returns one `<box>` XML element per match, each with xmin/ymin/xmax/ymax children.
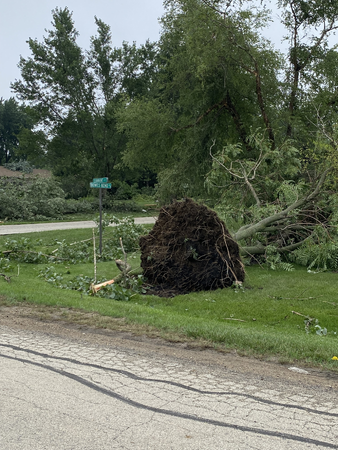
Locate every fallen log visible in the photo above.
<box><xmin>91</xmin><ymin>279</ymin><xmax>115</xmax><ymax>294</ymax></box>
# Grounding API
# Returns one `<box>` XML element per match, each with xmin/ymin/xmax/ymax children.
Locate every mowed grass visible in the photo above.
<box><xmin>0</xmin><ymin>228</ymin><xmax>337</xmax><ymax>370</ymax></box>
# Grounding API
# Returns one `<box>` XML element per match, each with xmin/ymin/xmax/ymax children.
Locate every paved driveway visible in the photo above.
<box><xmin>0</xmin><ymin>217</ymin><xmax>156</xmax><ymax>235</ymax></box>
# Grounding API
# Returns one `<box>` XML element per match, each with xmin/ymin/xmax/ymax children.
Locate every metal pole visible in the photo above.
<box><xmin>93</xmin><ymin>228</ymin><xmax>97</xmax><ymax>283</ymax></box>
<box><xmin>99</xmin><ymin>188</ymin><xmax>102</xmax><ymax>255</ymax></box>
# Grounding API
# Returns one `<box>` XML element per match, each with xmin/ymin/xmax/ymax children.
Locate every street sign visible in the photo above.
<box><xmin>93</xmin><ymin>177</ymin><xmax>108</xmax><ymax>183</ymax></box>
<box><xmin>90</xmin><ymin>182</ymin><xmax>112</xmax><ymax>189</ymax></box>
<box><xmin>90</xmin><ymin>177</ymin><xmax>111</xmax><ymax>255</ymax></box>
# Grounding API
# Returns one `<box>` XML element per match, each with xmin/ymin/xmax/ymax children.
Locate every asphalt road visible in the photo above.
<box><xmin>0</xmin><ymin>217</ymin><xmax>157</xmax><ymax>235</ymax></box>
<box><xmin>1</xmin><ymin>322</ymin><xmax>337</xmax><ymax>450</ymax></box>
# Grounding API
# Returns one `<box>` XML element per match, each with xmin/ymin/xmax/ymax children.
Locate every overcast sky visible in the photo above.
<box><xmin>0</xmin><ymin>0</ymin><xmax>289</xmax><ymax>100</ymax></box>
<box><xmin>0</xmin><ymin>0</ymin><xmax>165</xmax><ymax>99</ymax></box>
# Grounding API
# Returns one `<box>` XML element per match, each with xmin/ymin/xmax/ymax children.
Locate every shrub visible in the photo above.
<box><xmin>140</xmin><ymin>186</ymin><xmax>156</xmax><ymax>197</ymax></box>
<box><xmin>114</xmin><ymin>181</ymin><xmax>139</xmax><ymax>200</ymax></box>
<box><xmin>4</xmin><ymin>160</ymin><xmax>35</xmax><ymax>173</ymax></box>
<box><xmin>0</xmin><ymin>176</ymin><xmax>66</xmax><ymax>220</ymax></box>
<box><xmin>101</xmin><ymin>192</ymin><xmax>142</xmax><ymax>213</ymax></box>
<box><xmin>63</xmin><ymin>198</ymin><xmax>96</xmax><ymax>214</ymax></box>
<box><xmin>107</xmin><ymin>200</ymin><xmax>142</xmax><ymax>213</ymax></box>
<box><xmin>95</xmin><ymin>214</ymin><xmax>146</xmax><ymax>257</ymax></box>
<box><xmin>59</xmin><ymin>174</ymin><xmax>90</xmax><ymax>199</ymax></box>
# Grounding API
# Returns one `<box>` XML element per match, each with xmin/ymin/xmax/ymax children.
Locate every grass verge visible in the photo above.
<box><xmin>0</xmin><ymin>228</ymin><xmax>337</xmax><ymax>370</ymax></box>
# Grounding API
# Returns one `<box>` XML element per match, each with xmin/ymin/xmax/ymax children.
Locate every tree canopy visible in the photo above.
<box><xmin>0</xmin><ymin>98</ymin><xmax>36</xmax><ymax>164</ymax></box>
<box><xmin>8</xmin><ymin>1</ymin><xmax>338</xmax><ymax>264</ymax></box>
<box><xmin>11</xmin><ymin>8</ymin><xmax>158</xmax><ymax>193</ymax></box>
<box><xmin>117</xmin><ymin>0</ymin><xmax>338</xmax><ymax>197</ymax></box>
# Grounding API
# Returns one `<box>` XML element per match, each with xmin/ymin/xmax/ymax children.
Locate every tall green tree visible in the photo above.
<box><xmin>12</xmin><ymin>8</ymin><xmax>158</xmax><ymax>192</ymax></box>
<box><xmin>119</xmin><ymin>0</ymin><xmax>338</xmax><ymax>201</ymax></box>
<box><xmin>119</xmin><ymin>0</ymin><xmax>284</xmax><ymax>200</ymax></box>
<box><xmin>0</xmin><ymin>98</ymin><xmax>27</xmax><ymax>164</ymax></box>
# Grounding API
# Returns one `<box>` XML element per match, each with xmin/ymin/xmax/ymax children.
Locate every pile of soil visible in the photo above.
<box><xmin>140</xmin><ymin>198</ymin><xmax>244</xmax><ymax>297</ymax></box>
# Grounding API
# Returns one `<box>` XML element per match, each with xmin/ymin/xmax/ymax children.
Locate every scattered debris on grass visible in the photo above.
<box><xmin>0</xmin><ymin>273</ymin><xmax>10</xmax><ymax>282</ymax></box>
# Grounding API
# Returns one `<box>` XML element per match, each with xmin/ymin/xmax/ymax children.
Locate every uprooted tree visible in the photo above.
<box><xmin>140</xmin><ymin>198</ymin><xmax>245</xmax><ymax>295</ymax></box>
<box><xmin>139</xmin><ymin>163</ymin><xmax>331</xmax><ymax>295</ymax></box>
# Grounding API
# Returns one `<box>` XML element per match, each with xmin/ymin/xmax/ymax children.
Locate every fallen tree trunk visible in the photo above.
<box><xmin>234</xmin><ymin>169</ymin><xmax>332</xmax><ymax>255</ymax></box>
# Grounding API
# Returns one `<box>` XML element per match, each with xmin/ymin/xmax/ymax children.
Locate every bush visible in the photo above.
<box><xmin>106</xmin><ymin>200</ymin><xmax>142</xmax><ymax>213</ymax></box>
<box><xmin>95</xmin><ymin>214</ymin><xmax>146</xmax><ymax>257</ymax></box>
<box><xmin>63</xmin><ymin>198</ymin><xmax>96</xmax><ymax>214</ymax></box>
<box><xmin>59</xmin><ymin>174</ymin><xmax>90</xmax><ymax>199</ymax></box>
<box><xmin>0</xmin><ymin>176</ymin><xmax>66</xmax><ymax>220</ymax></box>
<box><xmin>101</xmin><ymin>191</ymin><xmax>142</xmax><ymax>213</ymax></box>
<box><xmin>4</xmin><ymin>160</ymin><xmax>35</xmax><ymax>173</ymax></box>
<box><xmin>140</xmin><ymin>186</ymin><xmax>156</xmax><ymax>197</ymax></box>
<box><xmin>114</xmin><ymin>181</ymin><xmax>139</xmax><ymax>200</ymax></box>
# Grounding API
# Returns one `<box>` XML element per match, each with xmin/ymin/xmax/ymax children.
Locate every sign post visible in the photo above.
<box><xmin>90</xmin><ymin>178</ymin><xmax>112</xmax><ymax>255</ymax></box>
<box><xmin>99</xmin><ymin>187</ymin><xmax>102</xmax><ymax>255</ymax></box>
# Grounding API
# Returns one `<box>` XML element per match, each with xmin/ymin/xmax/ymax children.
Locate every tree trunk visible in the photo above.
<box><xmin>233</xmin><ymin>169</ymin><xmax>331</xmax><ymax>254</ymax></box>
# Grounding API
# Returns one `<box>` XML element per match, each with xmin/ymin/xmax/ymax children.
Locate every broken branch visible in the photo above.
<box><xmin>0</xmin><ymin>273</ymin><xmax>11</xmax><ymax>282</ymax></box>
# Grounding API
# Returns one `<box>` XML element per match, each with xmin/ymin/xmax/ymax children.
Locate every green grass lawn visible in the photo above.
<box><xmin>0</xmin><ymin>228</ymin><xmax>337</xmax><ymax>370</ymax></box>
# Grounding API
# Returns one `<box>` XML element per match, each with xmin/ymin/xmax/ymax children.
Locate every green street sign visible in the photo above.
<box><xmin>90</xmin><ymin>182</ymin><xmax>112</xmax><ymax>189</ymax></box>
<box><xmin>93</xmin><ymin>177</ymin><xmax>108</xmax><ymax>183</ymax></box>
<box><xmin>90</xmin><ymin>177</ymin><xmax>111</xmax><ymax>255</ymax></box>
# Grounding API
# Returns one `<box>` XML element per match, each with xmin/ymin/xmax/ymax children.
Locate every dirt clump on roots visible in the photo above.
<box><xmin>140</xmin><ymin>198</ymin><xmax>245</xmax><ymax>297</ymax></box>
